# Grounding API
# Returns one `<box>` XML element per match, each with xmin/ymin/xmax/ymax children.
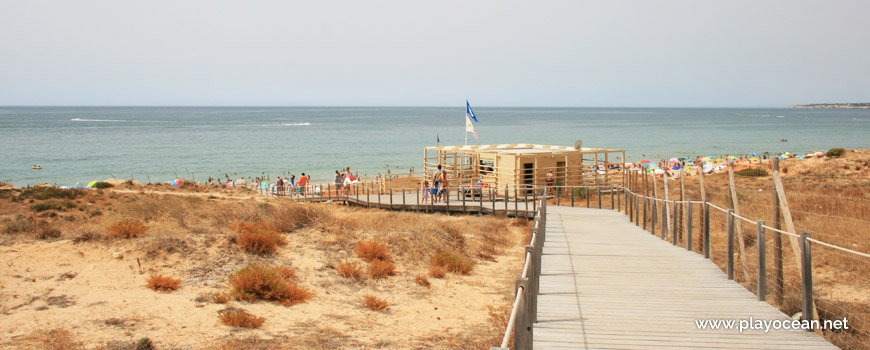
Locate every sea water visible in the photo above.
<box><xmin>1</xmin><ymin>107</ymin><xmax>869</xmax><ymax>187</ymax></box>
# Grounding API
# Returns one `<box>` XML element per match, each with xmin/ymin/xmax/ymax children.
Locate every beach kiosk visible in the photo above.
<box><xmin>422</xmin><ymin>144</ymin><xmax>625</xmax><ymax>191</ymax></box>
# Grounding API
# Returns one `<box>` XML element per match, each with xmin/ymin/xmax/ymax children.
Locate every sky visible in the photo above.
<box><xmin>1</xmin><ymin>0</ymin><xmax>868</xmax><ymax>107</ymax></box>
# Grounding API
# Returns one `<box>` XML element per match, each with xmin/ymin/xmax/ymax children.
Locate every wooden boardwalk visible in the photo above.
<box><xmin>534</xmin><ymin>206</ymin><xmax>837</xmax><ymax>350</ymax></box>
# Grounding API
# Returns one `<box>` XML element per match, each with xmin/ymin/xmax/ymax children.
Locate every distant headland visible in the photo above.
<box><xmin>790</xmin><ymin>103</ymin><xmax>870</xmax><ymax>109</ymax></box>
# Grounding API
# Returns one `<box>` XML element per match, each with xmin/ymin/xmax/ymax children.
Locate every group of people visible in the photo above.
<box><xmin>332</xmin><ymin>167</ymin><xmax>362</xmax><ymax>194</ymax></box>
<box><xmin>421</xmin><ymin>164</ymin><xmax>448</xmax><ymax>203</ymax></box>
<box><xmin>275</xmin><ymin>173</ymin><xmax>309</xmax><ymax>195</ymax></box>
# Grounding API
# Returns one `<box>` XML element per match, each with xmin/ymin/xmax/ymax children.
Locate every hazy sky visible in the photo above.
<box><xmin>1</xmin><ymin>0</ymin><xmax>868</xmax><ymax>107</ymax></box>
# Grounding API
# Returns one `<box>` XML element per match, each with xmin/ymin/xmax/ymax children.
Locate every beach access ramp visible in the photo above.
<box><xmin>531</xmin><ymin>206</ymin><xmax>836</xmax><ymax>349</ymax></box>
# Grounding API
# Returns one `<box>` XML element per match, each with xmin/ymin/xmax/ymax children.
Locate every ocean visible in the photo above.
<box><xmin>1</xmin><ymin>107</ymin><xmax>869</xmax><ymax>187</ymax></box>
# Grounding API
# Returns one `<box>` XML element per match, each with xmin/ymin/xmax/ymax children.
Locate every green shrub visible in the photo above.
<box><xmin>93</xmin><ymin>182</ymin><xmax>114</xmax><ymax>189</ymax></box>
<box><xmin>30</xmin><ymin>200</ymin><xmax>76</xmax><ymax>212</ymax></box>
<box><xmin>19</xmin><ymin>187</ymin><xmax>85</xmax><ymax>200</ymax></box>
<box><xmin>573</xmin><ymin>187</ymin><xmax>588</xmax><ymax>199</ymax></box>
<box><xmin>826</xmin><ymin>148</ymin><xmax>846</xmax><ymax>158</ymax></box>
<box><xmin>736</xmin><ymin>168</ymin><xmax>769</xmax><ymax>177</ymax></box>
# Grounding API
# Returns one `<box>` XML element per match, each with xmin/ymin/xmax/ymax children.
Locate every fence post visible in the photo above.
<box><xmin>661</xmin><ymin>199</ymin><xmax>667</xmax><ymax>240</ymax></box>
<box><xmin>800</xmin><ymin>232</ymin><xmax>814</xmax><ymax>329</ymax></box>
<box><xmin>687</xmin><ymin>203</ymin><xmax>693</xmax><ymax>251</ymax></box>
<box><xmin>586</xmin><ymin>187</ymin><xmax>590</xmax><ymax>208</ymax></box>
<box><xmin>611</xmin><ymin>186</ymin><xmax>615</xmax><ymax>209</ymax></box>
<box><xmin>704</xmin><ymin>201</ymin><xmax>710</xmax><ymax>259</ymax></box>
<box><xmin>533</xmin><ymin>188</ymin><xmax>537</xmax><ymax>213</ymax></box>
<box><xmin>757</xmin><ymin>220</ymin><xmax>767</xmax><ymax>301</ymax></box>
<box><xmin>525</xmin><ymin>189</ymin><xmax>529</xmax><ymax>213</ymax></box>
<box><xmin>513</xmin><ymin>277</ymin><xmax>530</xmax><ymax>348</ymax></box>
<box><xmin>526</xmin><ymin>245</ymin><xmax>538</xmax><ymax>324</ymax></box>
<box><xmin>672</xmin><ymin>200</ymin><xmax>678</xmax><ymax>245</ymax></box>
<box><xmin>772</xmin><ymin>158</ymin><xmax>784</xmax><ymax>306</ymax></box>
<box><xmin>390</xmin><ymin>188</ymin><xmax>393</xmax><ymax>209</ymax></box>
<box><xmin>651</xmin><ymin>200</ymin><xmax>657</xmax><ymax>236</ymax></box>
<box><xmin>446</xmin><ymin>185</ymin><xmax>450</xmax><ymax>211</ymax></box>
<box><xmin>505</xmin><ymin>187</ymin><xmax>509</xmax><ymax>211</ymax></box>
<box><xmin>597</xmin><ymin>185</ymin><xmax>602</xmax><ymax>209</ymax></box>
<box><xmin>366</xmin><ymin>185</ymin><xmax>370</xmax><ymax>205</ymax></box>
<box><xmin>462</xmin><ymin>186</ymin><xmax>466</xmax><ymax>213</ymax></box>
<box><xmin>557</xmin><ymin>186</ymin><xmax>561</xmax><ymax>206</ymax></box>
<box><xmin>479</xmin><ymin>186</ymin><xmax>483</xmax><ymax>216</ymax></box>
<box><xmin>643</xmin><ymin>196</ymin><xmax>648</xmax><ymax>230</ymax></box>
<box><xmin>727</xmin><ymin>209</ymin><xmax>735</xmax><ymax>280</ymax></box>
<box><xmin>515</xmin><ymin>186</ymin><xmax>519</xmax><ymax>212</ymax></box>
<box><xmin>629</xmin><ymin>192</ymin><xmax>634</xmax><ymax>222</ymax></box>
<box><xmin>617</xmin><ymin>186</ymin><xmax>621</xmax><ymax>211</ymax></box>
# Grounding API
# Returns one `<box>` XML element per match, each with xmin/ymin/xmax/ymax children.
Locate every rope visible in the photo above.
<box><xmin>807</xmin><ymin>238</ymin><xmax>870</xmax><ymax>258</ymax></box>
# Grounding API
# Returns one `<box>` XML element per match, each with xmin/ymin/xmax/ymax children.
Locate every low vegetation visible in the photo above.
<box><xmin>362</xmin><ymin>295</ymin><xmax>389</xmax><ymax>311</ymax></box>
<box><xmin>0</xmin><ymin>182</ymin><xmax>529</xmax><ymax>349</ymax></box>
<box><xmin>430</xmin><ymin>251</ymin><xmax>473</xmax><ymax>275</ymax></box>
<box><xmin>218</xmin><ymin>309</ymin><xmax>265</xmax><ymax>328</ymax></box>
<box><xmin>30</xmin><ymin>199</ymin><xmax>75</xmax><ymax>212</ymax></box>
<box><xmin>228</xmin><ymin>264</ymin><xmax>312</xmax><ymax>306</ymax></box>
<box><xmin>336</xmin><ymin>260</ymin><xmax>364</xmax><ymax>281</ymax></box>
<box><xmin>146</xmin><ymin>274</ymin><xmax>182</xmax><ymax>292</ymax></box>
<box><xmin>736</xmin><ymin>168</ymin><xmax>769</xmax><ymax>177</ymax></box>
<box><xmin>107</xmin><ymin>220</ymin><xmax>149</xmax><ymax>238</ymax></box>
<box><xmin>826</xmin><ymin>147</ymin><xmax>846</xmax><ymax>157</ymax></box>
<box><xmin>232</xmin><ymin>222</ymin><xmax>287</xmax><ymax>255</ymax></box>
<box><xmin>355</xmin><ymin>239</ymin><xmax>392</xmax><ymax>262</ymax></box>
<box><xmin>367</xmin><ymin>260</ymin><xmax>396</xmax><ymax>279</ymax></box>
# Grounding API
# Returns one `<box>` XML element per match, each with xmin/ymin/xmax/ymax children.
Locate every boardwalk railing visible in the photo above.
<box><xmin>491</xmin><ymin>187</ymin><xmax>547</xmax><ymax>350</ymax></box>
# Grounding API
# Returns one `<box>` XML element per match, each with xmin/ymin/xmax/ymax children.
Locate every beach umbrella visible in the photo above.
<box><xmin>749</xmin><ymin>152</ymin><xmax>757</xmax><ymax>156</ymax></box>
<box><xmin>750</xmin><ymin>158</ymin><xmax>758</xmax><ymax>161</ymax></box>
<box><xmin>641</xmin><ymin>163</ymin><xmax>650</xmax><ymax>167</ymax></box>
<box><xmin>702</xmin><ymin>157</ymin><xmax>712</xmax><ymax>162</ymax></box>
<box><xmin>715</xmin><ymin>158</ymin><xmax>724</xmax><ymax>162</ymax></box>
<box><xmin>86</xmin><ymin>180</ymin><xmax>98</xmax><ymax>188</ymax></box>
<box><xmin>226</xmin><ymin>181</ymin><xmax>234</xmax><ymax>187</ymax></box>
<box><xmin>639</xmin><ymin>160</ymin><xmax>650</xmax><ymax>164</ymax></box>
<box><xmin>259</xmin><ymin>181</ymin><xmax>269</xmax><ymax>188</ymax></box>
<box><xmin>672</xmin><ymin>165</ymin><xmax>681</xmax><ymax>170</ymax></box>
<box><xmin>170</xmin><ymin>180</ymin><xmax>178</xmax><ymax>186</ymax></box>
<box><xmin>796</xmin><ymin>155</ymin><xmax>804</xmax><ymax>159</ymax></box>
<box><xmin>669</xmin><ymin>158</ymin><xmax>678</xmax><ymax>162</ymax></box>
<box><xmin>726</xmin><ymin>156</ymin><xmax>737</xmax><ymax>160</ymax></box>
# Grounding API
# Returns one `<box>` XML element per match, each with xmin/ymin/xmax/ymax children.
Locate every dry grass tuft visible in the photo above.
<box><xmin>336</xmin><ymin>260</ymin><xmax>364</xmax><ymax>281</ymax></box>
<box><xmin>273</xmin><ymin>266</ymin><xmax>296</xmax><ymax>280</ymax></box>
<box><xmin>213</xmin><ymin>292</ymin><xmax>230</xmax><ymax>304</ymax></box>
<box><xmin>233</xmin><ymin>221</ymin><xmax>287</xmax><ymax>255</ymax></box>
<box><xmin>414</xmin><ymin>275</ymin><xmax>431</xmax><ymax>288</ymax></box>
<box><xmin>429</xmin><ymin>266</ymin><xmax>446</xmax><ymax>278</ymax></box>
<box><xmin>107</xmin><ymin>220</ymin><xmax>148</xmax><ymax>239</ymax></box>
<box><xmin>355</xmin><ymin>239</ymin><xmax>392</xmax><ymax>262</ymax></box>
<box><xmin>146</xmin><ymin>274</ymin><xmax>181</xmax><ymax>292</ymax></box>
<box><xmin>219</xmin><ymin>309</ymin><xmax>265</xmax><ymax>328</ymax></box>
<box><xmin>30</xmin><ymin>327</ymin><xmax>83</xmax><ymax>350</ymax></box>
<box><xmin>362</xmin><ymin>295</ymin><xmax>389</xmax><ymax>311</ymax></box>
<box><xmin>430</xmin><ymin>251</ymin><xmax>473</xmax><ymax>275</ymax></box>
<box><xmin>367</xmin><ymin>260</ymin><xmax>396</xmax><ymax>279</ymax></box>
<box><xmin>229</xmin><ymin>264</ymin><xmax>312</xmax><ymax>306</ymax></box>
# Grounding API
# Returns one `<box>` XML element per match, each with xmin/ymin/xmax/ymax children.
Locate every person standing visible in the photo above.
<box><xmin>298</xmin><ymin>172</ymin><xmax>308</xmax><ymax>195</ymax></box>
<box><xmin>432</xmin><ymin>165</ymin><xmax>444</xmax><ymax>203</ymax></box>
<box><xmin>546</xmin><ymin>170</ymin><xmax>555</xmax><ymax>187</ymax></box>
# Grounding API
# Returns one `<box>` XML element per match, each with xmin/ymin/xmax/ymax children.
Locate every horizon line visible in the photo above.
<box><xmin>0</xmin><ymin>105</ymin><xmax>791</xmax><ymax>109</ymax></box>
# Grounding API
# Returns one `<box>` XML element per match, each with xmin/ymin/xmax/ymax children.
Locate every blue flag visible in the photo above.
<box><xmin>466</xmin><ymin>99</ymin><xmax>478</xmax><ymax>122</ymax></box>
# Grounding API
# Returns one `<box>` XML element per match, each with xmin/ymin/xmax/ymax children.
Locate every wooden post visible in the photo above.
<box><xmin>597</xmin><ymin>185</ymin><xmax>602</xmax><ymax>209</ymax></box>
<box><xmin>611</xmin><ymin>186</ymin><xmax>615</xmax><ymax>209</ymax></box>
<box><xmin>390</xmin><ymin>188</ymin><xmax>393</xmax><ymax>209</ymax></box>
<box><xmin>505</xmin><ymin>187</ymin><xmax>509</xmax><ymax>211</ymax></box>
<box><xmin>698</xmin><ymin>163</ymin><xmax>707</xmax><ymax>254</ymax></box>
<box><xmin>727</xmin><ymin>160</ymin><xmax>750</xmax><ymax>280</ymax></box>
<box><xmin>686</xmin><ymin>203</ymin><xmax>693</xmax><ymax>251</ymax></box>
<box><xmin>462</xmin><ymin>185</ymin><xmax>466</xmax><ymax>213</ymax></box>
<box><xmin>680</xmin><ymin>167</ymin><xmax>686</xmax><ymax>242</ymax></box>
<box><xmin>661</xmin><ymin>198</ymin><xmax>667</xmax><ymax>240</ymax></box>
<box><xmin>586</xmin><ymin>187</ymin><xmax>590</xmax><ymax>208</ymax></box>
<box><xmin>771</xmin><ymin>158</ymin><xmax>783</xmax><ymax>305</ymax></box>
<box><xmin>704</xmin><ymin>201</ymin><xmax>711</xmax><ymax>259</ymax></box>
<box><xmin>800</xmin><ymin>232</ymin><xmax>814</xmax><ymax>331</ymax></box>
<box><xmin>651</xmin><ymin>200</ymin><xmax>657</xmax><ymax>236</ymax></box>
<box><xmin>772</xmin><ymin>172</ymin><xmax>802</xmax><ymax>273</ymax></box>
<box><xmin>663</xmin><ymin>170</ymin><xmax>670</xmax><ymax>238</ymax></box>
<box><xmin>727</xmin><ymin>209</ymin><xmax>735</xmax><ymax>280</ymax></box>
<box><xmin>672</xmin><ymin>200</ymin><xmax>678</xmax><ymax>245</ymax></box>
<box><xmin>643</xmin><ymin>196</ymin><xmax>648</xmax><ymax>230</ymax></box>
<box><xmin>757</xmin><ymin>220</ymin><xmax>767</xmax><ymax>301</ymax></box>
